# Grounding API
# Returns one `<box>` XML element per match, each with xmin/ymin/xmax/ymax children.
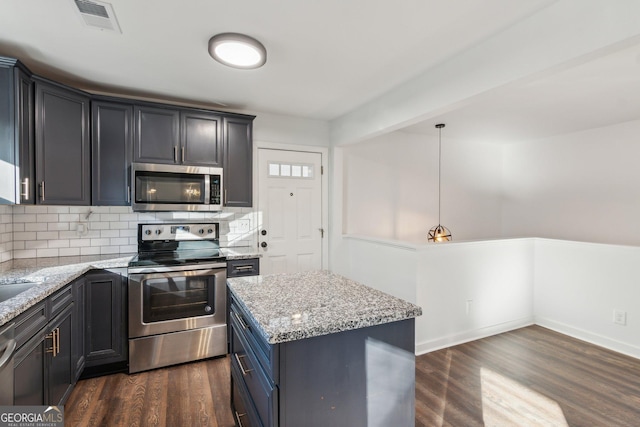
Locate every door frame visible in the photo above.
<box><xmin>254</xmin><ymin>141</ymin><xmax>329</xmax><ymax>271</ymax></box>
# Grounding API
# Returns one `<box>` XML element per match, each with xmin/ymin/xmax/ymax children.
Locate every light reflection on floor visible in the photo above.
<box><xmin>480</xmin><ymin>367</ymin><xmax>569</xmax><ymax>427</ymax></box>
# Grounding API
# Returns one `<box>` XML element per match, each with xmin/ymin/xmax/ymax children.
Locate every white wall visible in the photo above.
<box><xmin>342</xmin><ymin>130</ymin><xmax>502</xmax><ymax>244</ymax></box>
<box><xmin>534</xmin><ymin>239</ymin><xmax>640</xmax><ymax>358</ymax></box>
<box><xmin>502</xmin><ymin>119</ymin><xmax>640</xmax><ymax>246</ymax></box>
<box><xmin>336</xmin><ymin>236</ymin><xmax>640</xmax><ymax>359</ymax></box>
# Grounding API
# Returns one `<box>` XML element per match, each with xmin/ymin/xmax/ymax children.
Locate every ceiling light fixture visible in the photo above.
<box><xmin>208</xmin><ymin>33</ymin><xmax>266</xmax><ymax>69</ymax></box>
<box><xmin>428</xmin><ymin>123</ymin><xmax>452</xmax><ymax>243</ymax></box>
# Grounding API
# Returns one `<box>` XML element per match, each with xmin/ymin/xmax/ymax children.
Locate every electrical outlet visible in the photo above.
<box><xmin>236</xmin><ymin>219</ymin><xmax>251</xmax><ymax>232</ymax></box>
<box><xmin>613</xmin><ymin>309</ymin><xmax>627</xmax><ymax>326</ymax></box>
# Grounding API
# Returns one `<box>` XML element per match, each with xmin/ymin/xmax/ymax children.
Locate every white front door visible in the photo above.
<box><xmin>257</xmin><ymin>148</ymin><xmax>323</xmax><ymax>275</ymax></box>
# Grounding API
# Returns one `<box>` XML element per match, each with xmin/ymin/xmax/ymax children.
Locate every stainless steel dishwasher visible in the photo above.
<box><xmin>0</xmin><ymin>322</ymin><xmax>16</xmax><ymax>405</ymax></box>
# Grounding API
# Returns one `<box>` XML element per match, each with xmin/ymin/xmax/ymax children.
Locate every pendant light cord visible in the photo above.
<box><xmin>436</xmin><ymin>124</ymin><xmax>444</xmax><ymax>225</ymax></box>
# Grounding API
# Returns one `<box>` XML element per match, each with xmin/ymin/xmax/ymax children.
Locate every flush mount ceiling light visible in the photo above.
<box><xmin>428</xmin><ymin>123</ymin><xmax>452</xmax><ymax>243</ymax></box>
<box><xmin>208</xmin><ymin>33</ymin><xmax>266</xmax><ymax>69</ymax></box>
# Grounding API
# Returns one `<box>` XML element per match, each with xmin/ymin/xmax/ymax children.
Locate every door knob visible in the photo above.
<box><xmin>261</xmin><ymin>242</ymin><xmax>268</xmax><ymax>248</ymax></box>
<box><xmin>261</xmin><ymin>230</ymin><xmax>267</xmax><ymax>236</ymax></box>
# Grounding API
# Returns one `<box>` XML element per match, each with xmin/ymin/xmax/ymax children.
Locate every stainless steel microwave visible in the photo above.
<box><xmin>131</xmin><ymin>163</ymin><xmax>223</xmax><ymax>211</ymax></box>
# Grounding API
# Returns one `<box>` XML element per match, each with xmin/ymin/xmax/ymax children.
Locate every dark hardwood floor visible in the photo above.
<box><xmin>65</xmin><ymin>325</ymin><xmax>640</xmax><ymax>426</ymax></box>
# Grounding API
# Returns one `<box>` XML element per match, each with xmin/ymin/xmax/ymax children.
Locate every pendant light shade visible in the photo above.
<box><xmin>428</xmin><ymin>123</ymin><xmax>452</xmax><ymax>242</ymax></box>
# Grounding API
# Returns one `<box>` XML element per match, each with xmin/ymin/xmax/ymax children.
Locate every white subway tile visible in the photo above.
<box><xmin>26</xmin><ymin>241</ymin><xmax>47</xmax><ymax>249</ymax></box>
<box><xmin>90</xmin><ymin>222</ymin><xmax>109</xmax><ymax>230</ymax></box>
<box><xmin>128</xmin><ymin>237</ymin><xmax>138</xmax><ymax>245</ymax></box>
<box><xmin>109</xmin><ymin>237</ymin><xmax>128</xmax><ymax>246</ymax></box>
<box><xmin>48</xmin><ymin>240</ymin><xmax>70</xmax><ymax>248</ymax></box>
<box><xmin>48</xmin><ymin>222</ymin><xmax>70</xmax><ymax>231</ymax></box>
<box><xmin>14</xmin><ymin>249</ymin><xmax>37</xmax><ymax>258</ymax></box>
<box><xmin>109</xmin><ymin>206</ymin><xmax>130</xmax><ymax>214</ymax></box>
<box><xmin>119</xmin><ymin>244</ymin><xmax>137</xmax><ymax>253</ymax></box>
<box><xmin>100</xmin><ymin>213</ymin><xmax>120</xmax><ymax>222</ymax></box>
<box><xmin>100</xmin><ymin>230</ymin><xmax>120</xmax><ymax>238</ymax></box>
<box><xmin>59</xmin><ymin>247</ymin><xmax>81</xmax><ymax>256</ymax></box>
<box><xmin>59</xmin><ymin>214</ymin><xmax>80</xmax><ymax>222</ymax></box>
<box><xmin>36</xmin><ymin>248</ymin><xmax>59</xmax><ymax>257</ymax></box>
<box><xmin>119</xmin><ymin>214</ymin><xmax>138</xmax><ymax>221</ymax></box>
<box><xmin>14</xmin><ymin>232</ymin><xmax>37</xmax><ymax>241</ymax></box>
<box><xmin>12</xmin><ymin>223</ymin><xmax>25</xmax><ymax>232</ymax></box>
<box><xmin>37</xmin><ymin>231</ymin><xmax>59</xmax><ymax>240</ymax></box>
<box><xmin>119</xmin><ymin>229</ymin><xmax>136</xmax><ymax>238</ymax></box>
<box><xmin>24</xmin><ymin>223</ymin><xmax>48</xmax><ymax>232</ymax></box>
<box><xmin>90</xmin><ymin>238</ymin><xmax>111</xmax><ymax>247</ymax></box>
<box><xmin>47</xmin><ymin>206</ymin><xmax>69</xmax><ymax>214</ymax></box>
<box><xmin>69</xmin><ymin>239</ymin><xmax>91</xmax><ymax>248</ymax></box>
<box><xmin>100</xmin><ymin>246</ymin><xmax>119</xmax><ymax>254</ymax></box>
<box><xmin>14</xmin><ymin>214</ymin><xmax>36</xmax><ymax>223</ymax></box>
<box><xmin>24</xmin><ymin>206</ymin><xmax>49</xmax><ymax>214</ymax></box>
<box><xmin>86</xmin><ymin>230</ymin><xmax>101</xmax><ymax>238</ymax></box>
<box><xmin>36</xmin><ymin>214</ymin><xmax>58</xmax><ymax>222</ymax></box>
<box><xmin>12</xmin><ymin>241</ymin><xmax>24</xmax><ymax>250</ymax></box>
<box><xmin>109</xmin><ymin>221</ymin><xmax>129</xmax><ymax>230</ymax></box>
<box><xmin>12</xmin><ymin>206</ymin><xmax>25</xmax><ymax>214</ymax></box>
<box><xmin>69</xmin><ymin>207</ymin><xmax>92</xmax><ymax>214</ymax></box>
<box><xmin>80</xmin><ymin>246</ymin><xmax>100</xmax><ymax>255</ymax></box>
<box><xmin>59</xmin><ymin>231</ymin><xmax>79</xmax><ymax>239</ymax></box>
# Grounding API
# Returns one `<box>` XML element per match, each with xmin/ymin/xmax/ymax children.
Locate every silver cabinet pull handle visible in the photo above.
<box><xmin>234</xmin><ymin>353</ymin><xmax>253</xmax><ymax>376</ymax></box>
<box><xmin>235</xmin><ymin>266</ymin><xmax>254</xmax><ymax>271</ymax></box>
<box><xmin>233</xmin><ymin>311</ymin><xmax>248</xmax><ymax>330</ymax></box>
<box><xmin>21</xmin><ymin>178</ymin><xmax>29</xmax><ymax>200</ymax></box>
<box><xmin>127</xmin><ymin>185</ymin><xmax>131</xmax><ymax>203</ymax></box>
<box><xmin>0</xmin><ymin>339</ymin><xmax>16</xmax><ymax>369</ymax></box>
<box><xmin>234</xmin><ymin>411</ymin><xmax>247</xmax><ymax>427</ymax></box>
<box><xmin>181</xmin><ymin>146</ymin><xmax>185</xmax><ymax>163</ymax></box>
<box><xmin>174</xmin><ymin>146</ymin><xmax>178</xmax><ymax>163</ymax></box>
<box><xmin>40</xmin><ymin>181</ymin><xmax>45</xmax><ymax>202</ymax></box>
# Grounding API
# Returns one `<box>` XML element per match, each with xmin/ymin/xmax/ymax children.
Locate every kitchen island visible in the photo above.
<box><xmin>227</xmin><ymin>270</ymin><xmax>422</xmax><ymax>427</ymax></box>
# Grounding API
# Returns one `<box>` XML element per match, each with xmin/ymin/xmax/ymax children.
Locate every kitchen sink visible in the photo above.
<box><xmin>0</xmin><ymin>282</ymin><xmax>39</xmax><ymax>304</ymax></box>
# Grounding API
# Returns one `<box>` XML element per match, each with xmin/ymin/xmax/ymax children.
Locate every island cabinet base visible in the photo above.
<box><xmin>230</xmin><ymin>298</ymin><xmax>416</xmax><ymax>427</ymax></box>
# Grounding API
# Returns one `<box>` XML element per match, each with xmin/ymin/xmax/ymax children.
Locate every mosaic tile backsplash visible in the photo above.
<box><xmin>8</xmin><ymin>205</ymin><xmax>257</xmax><ymax>259</ymax></box>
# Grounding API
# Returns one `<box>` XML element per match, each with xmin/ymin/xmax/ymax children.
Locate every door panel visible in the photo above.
<box><xmin>258</xmin><ymin>149</ymin><xmax>323</xmax><ymax>275</ymax></box>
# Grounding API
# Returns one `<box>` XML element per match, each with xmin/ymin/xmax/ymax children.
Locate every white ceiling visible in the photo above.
<box><xmin>1</xmin><ymin>0</ymin><xmax>639</xmax><ymax>144</ymax></box>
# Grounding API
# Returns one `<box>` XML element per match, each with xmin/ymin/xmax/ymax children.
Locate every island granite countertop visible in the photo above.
<box><xmin>227</xmin><ymin>270</ymin><xmax>422</xmax><ymax>345</ymax></box>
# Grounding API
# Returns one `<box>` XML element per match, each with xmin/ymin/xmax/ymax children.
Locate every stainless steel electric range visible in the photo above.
<box><xmin>127</xmin><ymin>222</ymin><xmax>227</xmax><ymax>373</ymax></box>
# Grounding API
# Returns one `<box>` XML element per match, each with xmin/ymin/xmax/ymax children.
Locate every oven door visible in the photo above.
<box><xmin>128</xmin><ymin>264</ymin><xmax>226</xmax><ymax>338</ymax></box>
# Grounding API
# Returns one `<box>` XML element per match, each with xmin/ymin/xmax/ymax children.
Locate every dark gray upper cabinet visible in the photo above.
<box><xmin>134</xmin><ymin>103</ymin><xmax>223</xmax><ymax>167</ymax></box>
<box><xmin>34</xmin><ymin>78</ymin><xmax>90</xmax><ymax>205</ymax></box>
<box><xmin>133</xmin><ymin>104</ymin><xmax>180</xmax><ymax>164</ymax></box>
<box><xmin>223</xmin><ymin>116</ymin><xmax>254</xmax><ymax>207</ymax></box>
<box><xmin>92</xmin><ymin>99</ymin><xmax>133</xmax><ymax>205</ymax></box>
<box><xmin>0</xmin><ymin>57</ymin><xmax>34</xmax><ymax>205</ymax></box>
<box><xmin>181</xmin><ymin>110</ymin><xmax>222</xmax><ymax>166</ymax></box>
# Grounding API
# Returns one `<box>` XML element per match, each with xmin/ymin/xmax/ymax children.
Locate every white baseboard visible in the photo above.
<box><xmin>415</xmin><ymin>317</ymin><xmax>534</xmax><ymax>355</ymax></box>
<box><xmin>534</xmin><ymin>317</ymin><xmax>640</xmax><ymax>360</ymax></box>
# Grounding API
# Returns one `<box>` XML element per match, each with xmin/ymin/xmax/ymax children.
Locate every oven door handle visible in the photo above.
<box><xmin>128</xmin><ymin>262</ymin><xmax>227</xmax><ymax>275</ymax></box>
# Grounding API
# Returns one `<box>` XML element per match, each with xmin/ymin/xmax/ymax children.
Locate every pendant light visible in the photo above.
<box><xmin>428</xmin><ymin>123</ymin><xmax>452</xmax><ymax>242</ymax></box>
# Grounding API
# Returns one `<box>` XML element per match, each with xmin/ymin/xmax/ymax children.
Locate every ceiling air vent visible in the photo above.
<box><xmin>73</xmin><ymin>0</ymin><xmax>122</xmax><ymax>33</ymax></box>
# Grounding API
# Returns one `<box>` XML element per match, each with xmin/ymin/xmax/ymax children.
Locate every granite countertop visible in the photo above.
<box><xmin>227</xmin><ymin>270</ymin><xmax>422</xmax><ymax>344</ymax></box>
<box><xmin>0</xmin><ymin>254</ymin><xmax>134</xmax><ymax>327</ymax></box>
<box><xmin>221</xmin><ymin>247</ymin><xmax>261</xmax><ymax>260</ymax></box>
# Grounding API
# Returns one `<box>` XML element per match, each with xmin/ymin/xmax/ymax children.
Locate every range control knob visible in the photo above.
<box><xmin>155</xmin><ymin>229</ymin><xmax>162</xmax><ymax>235</ymax></box>
<box><xmin>198</xmin><ymin>228</ymin><xmax>205</xmax><ymax>235</ymax></box>
<box><xmin>144</xmin><ymin>229</ymin><xmax>151</xmax><ymax>236</ymax></box>
<box><xmin>207</xmin><ymin>228</ymin><xmax>213</xmax><ymax>234</ymax></box>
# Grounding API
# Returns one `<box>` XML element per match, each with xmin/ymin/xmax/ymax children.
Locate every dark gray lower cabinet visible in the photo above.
<box><xmin>12</xmin><ymin>283</ymin><xmax>78</xmax><ymax>405</ymax></box>
<box><xmin>229</xmin><ymin>292</ymin><xmax>415</xmax><ymax>427</ymax></box>
<box><xmin>83</xmin><ymin>270</ymin><xmax>127</xmax><ymax>372</ymax></box>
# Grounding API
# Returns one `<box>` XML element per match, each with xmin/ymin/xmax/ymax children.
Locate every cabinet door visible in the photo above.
<box><xmin>34</xmin><ymin>79</ymin><xmax>90</xmax><ymax>205</ymax></box>
<box><xmin>92</xmin><ymin>100</ymin><xmax>133</xmax><ymax>205</ymax></box>
<box><xmin>16</xmin><ymin>68</ymin><xmax>35</xmax><ymax>204</ymax></box>
<box><xmin>14</xmin><ymin>330</ymin><xmax>46</xmax><ymax>405</ymax></box>
<box><xmin>47</xmin><ymin>305</ymin><xmax>74</xmax><ymax>406</ymax></box>
<box><xmin>181</xmin><ymin>110</ymin><xmax>222</xmax><ymax>166</ymax></box>
<box><xmin>223</xmin><ymin>116</ymin><xmax>254</xmax><ymax>207</ymax></box>
<box><xmin>134</xmin><ymin>105</ymin><xmax>180</xmax><ymax>164</ymax></box>
<box><xmin>85</xmin><ymin>271</ymin><xmax>127</xmax><ymax>366</ymax></box>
